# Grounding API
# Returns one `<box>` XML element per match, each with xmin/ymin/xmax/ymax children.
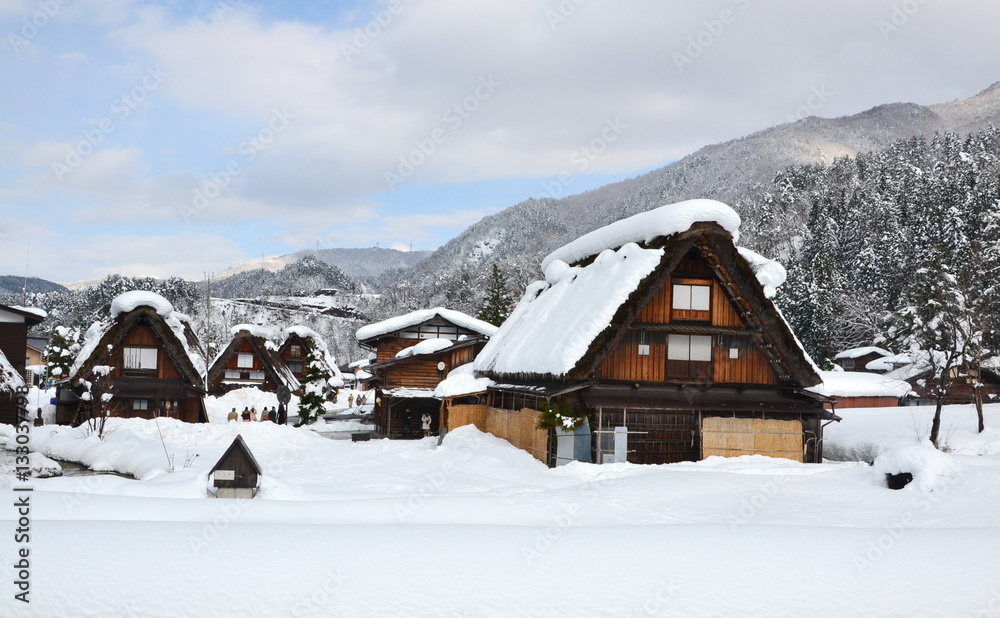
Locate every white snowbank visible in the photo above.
<box><xmin>232</xmin><ymin>323</ymin><xmax>272</xmax><ymax>339</ymax></box>
<box><xmin>873</xmin><ymin>441</ymin><xmax>961</xmax><ymax>492</ymax></box>
<box><xmin>356</xmin><ymin>307</ymin><xmax>498</xmax><ymax>342</ymax></box>
<box><xmin>541</xmin><ymin>199</ymin><xmax>740</xmax><ymax>270</ymax></box>
<box><xmin>434</xmin><ymin>362</ymin><xmax>495</xmax><ymax>398</ymax></box>
<box><xmin>476</xmin><ymin>242</ymin><xmax>663</xmax><ymax>377</ymax></box>
<box><xmin>808</xmin><ymin>371</ymin><xmax>912</xmax><ymax>398</ymax></box>
<box><xmin>395</xmin><ymin>337</ymin><xmax>453</xmax><ymax>359</ymax></box>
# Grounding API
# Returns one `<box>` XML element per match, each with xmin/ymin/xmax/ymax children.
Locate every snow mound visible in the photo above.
<box><xmin>542</xmin><ymin>199</ymin><xmax>740</xmax><ymax>269</ymax></box>
<box><xmin>873</xmin><ymin>441</ymin><xmax>961</xmax><ymax>491</ymax></box>
<box><xmin>110</xmin><ymin>291</ymin><xmax>174</xmax><ymax>319</ymax></box>
<box><xmin>438</xmin><ymin>424</ymin><xmax>548</xmax><ymax>472</ymax></box>
<box><xmin>808</xmin><ymin>371</ymin><xmax>912</xmax><ymax>398</ymax></box>
<box><xmin>434</xmin><ymin>363</ymin><xmax>495</xmax><ymax>398</ymax></box>
<box><xmin>395</xmin><ymin>338</ymin><xmax>453</xmax><ymax>359</ymax></box>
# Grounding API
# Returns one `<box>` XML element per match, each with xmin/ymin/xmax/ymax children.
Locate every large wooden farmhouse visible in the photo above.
<box><xmin>207</xmin><ymin>325</ymin><xmax>299</xmax><ymax>397</ymax></box>
<box><xmin>356</xmin><ymin>308</ymin><xmax>497</xmax><ymax>438</ymax></box>
<box><xmin>470</xmin><ymin>199</ymin><xmax>837</xmax><ymax>465</ymax></box>
<box><xmin>64</xmin><ymin>291</ymin><xmax>208</xmax><ymax>424</ymax></box>
<box><xmin>0</xmin><ymin>304</ymin><xmax>45</xmax><ymax>424</ymax></box>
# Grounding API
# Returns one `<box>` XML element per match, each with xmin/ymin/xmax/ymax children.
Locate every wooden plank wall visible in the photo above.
<box><xmin>107</xmin><ymin>324</ymin><xmax>183</xmax><ymax>380</ymax></box>
<box><xmin>701</xmin><ymin>417</ymin><xmax>803</xmax><ymax>462</ymax></box>
<box><xmin>466</xmin><ymin>407</ymin><xmax>547</xmax><ymax>463</ymax></box>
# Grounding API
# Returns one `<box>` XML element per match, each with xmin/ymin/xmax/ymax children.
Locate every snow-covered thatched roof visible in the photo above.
<box><xmin>475</xmin><ymin>199</ymin><xmax>821</xmax><ymax>386</ymax></box>
<box><xmin>69</xmin><ymin>291</ymin><xmax>207</xmax><ymax>385</ymax></box>
<box><xmin>280</xmin><ymin>325</ymin><xmax>344</xmax><ymax>388</ymax></box>
<box><xmin>356</xmin><ymin>307</ymin><xmax>497</xmax><ymax>343</ymax></box>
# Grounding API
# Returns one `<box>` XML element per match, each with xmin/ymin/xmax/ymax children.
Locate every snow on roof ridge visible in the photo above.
<box><xmin>833</xmin><ymin>346</ymin><xmax>893</xmax><ymax>360</ymax></box>
<box><xmin>356</xmin><ymin>307</ymin><xmax>498</xmax><ymax>342</ymax></box>
<box><xmin>110</xmin><ymin>291</ymin><xmax>174</xmax><ymax>319</ymax></box>
<box><xmin>231</xmin><ymin>323</ymin><xmax>273</xmax><ymax>339</ymax></box>
<box><xmin>0</xmin><ymin>347</ymin><xmax>25</xmax><ymax>393</ymax></box>
<box><xmin>10</xmin><ymin>305</ymin><xmax>47</xmax><ymax>319</ymax></box>
<box><xmin>542</xmin><ymin>199</ymin><xmax>740</xmax><ymax>270</ymax></box>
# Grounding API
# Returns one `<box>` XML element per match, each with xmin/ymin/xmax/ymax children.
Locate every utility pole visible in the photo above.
<box><xmin>21</xmin><ymin>243</ymin><xmax>29</xmax><ymax>306</ymax></box>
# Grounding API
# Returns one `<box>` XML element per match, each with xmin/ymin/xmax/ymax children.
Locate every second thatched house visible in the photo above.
<box><xmin>207</xmin><ymin>325</ymin><xmax>299</xmax><ymax>397</ymax></box>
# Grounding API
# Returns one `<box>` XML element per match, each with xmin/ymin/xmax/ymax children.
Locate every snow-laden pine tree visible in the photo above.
<box><xmin>43</xmin><ymin>325</ymin><xmax>79</xmax><ymax>383</ymax></box>
<box><xmin>297</xmin><ymin>346</ymin><xmax>332</xmax><ymax>425</ymax></box>
<box><xmin>476</xmin><ymin>264</ymin><xmax>514</xmax><ymax>327</ymax></box>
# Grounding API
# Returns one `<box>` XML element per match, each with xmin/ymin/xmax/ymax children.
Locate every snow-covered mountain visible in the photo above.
<box><xmin>393</xmin><ymin>82</ymin><xmax>1000</xmax><ymax>288</ymax></box>
<box><xmin>217</xmin><ymin>247</ymin><xmax>432</xmax><ymax>281</ymax></box>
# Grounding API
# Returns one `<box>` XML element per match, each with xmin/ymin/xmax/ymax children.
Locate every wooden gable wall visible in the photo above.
<box><xmin>382</xmin><ymin>344</ymin><xmax>480</xmax><ymax>389</ymax></box>
<box><xmin>106</xmin><ymin>324</ymin><xmax>184</xmax><ymax>380</ymax></box>
<box><xmin>598</xmin><ymin>249</ymin><xmax>778</xmax><ymax>386</ymax></box>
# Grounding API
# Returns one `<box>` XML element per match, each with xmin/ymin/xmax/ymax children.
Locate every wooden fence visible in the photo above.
<box><xmin>447</xmin><ymin>403</ymin><xmax>549</xmax><ymax>463</ymax></box>
<box><xmin>701</xmin><ymin>417</ymin><xmax>803</xmax><ymax>462</ymax></box>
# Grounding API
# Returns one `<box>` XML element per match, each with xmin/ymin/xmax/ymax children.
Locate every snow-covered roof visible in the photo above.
<box><xmin>10</xmin><ymin>305</ymin><xmax>47</xmax><ymax>319</ymax></box>
<box><xmin>381</xmin><ymin>387</ymin><xmax>438</xmax><ymax>398</ymax></box>
<box><xmin>356</xmin><ymin>307</ymin><xmax>498</xmax><ymax>342</ymax></box>
<box><xmin>111</xmin><ymin>291</ymin><xmax>174</xmax><ymax>319</ymax></box>
<box><xmin>541</xmin><ymin>199</ymin><xmax>740</xmax><ymax>271</ymax></box>
<box><xmin>70</xmin><ymin>291</ymin><xmax>207</xmax><ymax>383</ymax></box>
<box><xmin>434</xmin><ymin>363</ymin><xmax>495</xmax><ymax>398</ymax></box>
<box><xmin>475</xmin><ymin>242</ymin><xmax>664</xmax><ymax>378</ymax></box>
<box><xmin>395</xmin><ymin>338</ymin><xmax>454</xmax><ymax>359</ymax></box>
<box><xmin>866</xmin><ymin>353</ymin><xmax>912</xmax><ymax>373</ymax></box>
<box><xmin>834</xmin><ymin>347</ymin><xmax>893</xmax><ymax>361</ymax></box>
<box><xmin>806</xmin><ymin>371</ymin><xmax>912</xmax><ymax>399</ymax></box>
<box><xmin>280</xmin><ymin>325</ymin><xmax>344</xmax><ymax>386</ymax></box>
<box><xmin>0</xmin><ymin>348</ymin><xmax>25</xmax><ymax>393</ymax></box>
<box><xmin>232</xmin><ymin>323</ymin><xmax>272</xmax><ymax>339</ymax></box>
<box><xmin>737</xmin><ymin>247</ymin><xmax>786</xmax><ymax>299</ymax></box>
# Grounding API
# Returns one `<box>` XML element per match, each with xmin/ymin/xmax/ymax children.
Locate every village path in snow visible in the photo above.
<box><xmin>2</xmin><ymin>399</ymin><xmax>1000</xmax><ymax>617</ymax></box>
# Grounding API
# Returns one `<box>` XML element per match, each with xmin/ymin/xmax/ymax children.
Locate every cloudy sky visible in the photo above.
<box><xmin>1</xmin><ymin>0</ymin><xmax>998</xmax><ymax>283</ymax></box>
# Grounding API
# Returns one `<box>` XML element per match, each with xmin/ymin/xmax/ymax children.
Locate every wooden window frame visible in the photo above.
<box><xmin>237</xmin><ymin>353</ymin><xmax>254</xmax><ymax>369</ymax></box>
<box><xmin>671</xmin><ymin>279</ymin><xmax>712</xmax><ymax>321</ymax></box>
<box><xmin>123</xmin><ymin>346</ymin><xmax>158</xmax><ymax>373</ymax></box>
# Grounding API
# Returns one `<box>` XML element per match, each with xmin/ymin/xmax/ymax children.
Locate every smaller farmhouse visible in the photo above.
<box><xmin>277</xmin><ymin>325</ymin><xmax>345</xmax><ymax>392</ymax></box>
<box><xmin>207</xmin><ymin>325</ymin><xmax>299</xmax><ymax>397</ymax></box>
<box><xmin>65</xmin><ymin>291</ymin><xmax>207</xmax><ymax>424</ymax></box>
<box><xmin>807</xmin><ymin>371</ymin><xmax>912</xmax><ymax>409</ymax></box>
<box><xmin>833</xmin><ymin>347</ymin><xmax>894</xmax><ymax>373</ymax></box>
<box><xmin>356</xmin><ymin>308</ymin><xmax>497</xmax><ymax>438</ymax></box>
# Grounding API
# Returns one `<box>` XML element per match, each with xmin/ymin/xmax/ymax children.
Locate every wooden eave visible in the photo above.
<box><xmin>0</xmin><ymin>304</ymin><xmax>45</xmax><ymax>327</ymax></box>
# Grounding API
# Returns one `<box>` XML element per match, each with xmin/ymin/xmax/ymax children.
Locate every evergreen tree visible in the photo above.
<box><xmin>475</xmin><ymin>264</ymin><xmax>514</xmax><ymax>327</ymax></box>
<box><xmin>43</xmin><ymin>325</ymin><xmax>79</xmax><ymax>383</ymax></box>
<box><xmin>297</xmin><ymin>346</ymin><xmax>332</xmax><ymax>425</ymax></box>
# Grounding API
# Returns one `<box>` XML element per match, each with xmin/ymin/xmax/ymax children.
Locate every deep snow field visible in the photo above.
<box><xmin>3</xmin><ymin>391</ymin><xmax>1000</xmax><ymax>617</ymax></box>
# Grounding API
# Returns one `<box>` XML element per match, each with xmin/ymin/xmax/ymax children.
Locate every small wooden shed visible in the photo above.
<box><xmin>209</xmin><ymin>435</ymin><xmax>262</xmax><ymax>499</ymax></box>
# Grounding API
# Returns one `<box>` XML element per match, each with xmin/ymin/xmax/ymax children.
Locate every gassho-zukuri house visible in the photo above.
<box><xmin>456</xmin><ymin>199</ymin><xmax>838</xmax><ymax>466</ymax></box>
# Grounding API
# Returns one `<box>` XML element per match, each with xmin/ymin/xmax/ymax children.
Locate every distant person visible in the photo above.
<box><xmin>250</xmin><ymin>407</ymin><xmax>258</xmax><ymax>422</ymax></box>
<box><xmin>421</xmin><ymin>412</ymin><xmax>432</xmax><ymax>437</ymax></box>
<box><xmin>227</xmin><ymin>408</ymin><xmax>238</xmax><ymax>422</ymax></box>
<box><xmin>403</xmin><ymin>408</ymin><xmax>412</xmax><ymax>438</ymax></box>
<box><xmin>241</xmin><ymin>407</ymin><xmax>251</xmax><ymax>422</ymax></box>
<box><xmin>268</xmin><ymin>407</ymin><xmax>276</xmax><ymax>422</ymax></box>
<box><xmin>348</xmin><ymin>393</ymin><xmax>355</xmax><ymax>408</ymax></box>
<box><xmin>277</xmin><ymin>403</ymin><xmax>287</xmax><ymax>425</ymax></box>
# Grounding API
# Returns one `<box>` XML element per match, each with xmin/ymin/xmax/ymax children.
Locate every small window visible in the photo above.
<box><xmin>237</xmin><ymin>353</ymin><xmax>254</xmax><ymax>369</ymax></box>
<box><xmin>225</xmin><ymin>370</ymin><xmax>240</xmax><ymax>380</ymax></box>
<box><xmin>672</xmin><ymin>284</ymin><xmax>711</xmax><ymax>311</ymax></box>
<box><xmin>133</xmin><ymin>399</ymin><xmax>149</xmax><ymax>411</ymax></box>
<box><xmin>637</xmin><ymin>344</ymin><xmax>650</xmax><ymax>356</ymax></box>
<box><xmin>123</xmin><ymin>347</ymin><xmax>157</xmax><ymax>371</ymax></box>
<box><xmin>249</xmin><ymin>371</ymin><xmax>265</xmax><ymax>381</ymax></box>
<box><xmin>288</xmin><ymin>360</ymin><xmax>304</xmax><ymax>374</ymax></box>
<box><xmin>289</xmin><ymin>345</ymin><xmax>302</xmax><ymax>358</ymax></box>
<box><xmin>842</xmin><ymin>358</ymin><xmax>855</xmax><ymax>370</ymax></box>
<box><xmin>667</xmin><ymin>335</ymin><xmax>712</xmax><ymax>362</ymax></box>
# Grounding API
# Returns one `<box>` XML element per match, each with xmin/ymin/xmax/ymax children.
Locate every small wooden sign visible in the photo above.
<box><xmin>214</xmin><ymin>470</ymin><xmax>235</xmax><ymax>481</ymax></box>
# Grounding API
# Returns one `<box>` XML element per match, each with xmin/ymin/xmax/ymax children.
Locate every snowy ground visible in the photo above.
<box><xmin>2</xmin><ymin>402</ymin><xmax>1000</xmax><ymax>616</ymax></box>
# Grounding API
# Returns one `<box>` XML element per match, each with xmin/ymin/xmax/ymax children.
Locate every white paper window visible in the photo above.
<box><xmin>667</xmin><ymin>335</ymin><xmax>712</xmax><ymax>361</ymax></box>
<box><xmin>729</xmin><ymin>348</ymin><xmax>740</xmax><ymax>359</ymax></box>
<box><xmin>249</xmin><ymin>371</ymin><xmax>265</xmax><ymax>381</ymax></box>
<box><xmin>225</xmin><ymin>370</ymin><xmax>240</xmax><ymax>379</ymax></box>
<box><xmin>133</xmin><ymin>399</ymin><xmax>149</xmax><ymax>411</ymax></box>
<box><xmin>123</xmin><ymin>347</ymin><xmax>158</xmax><ymax>370</ymax></box>
<box><xmin>672</xmin><ymin>284</ymin><xmax>711</xmax><ymax>311</ymax></box>
<box><xmin>237</xmin><ymin>353</ymin><xmax>254</xmax><ymax>368</ymax></box>
<box><xmin>637</xmin><ymin>344</ymin><xmax>650</xmax><ymax>356</ymax></box>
